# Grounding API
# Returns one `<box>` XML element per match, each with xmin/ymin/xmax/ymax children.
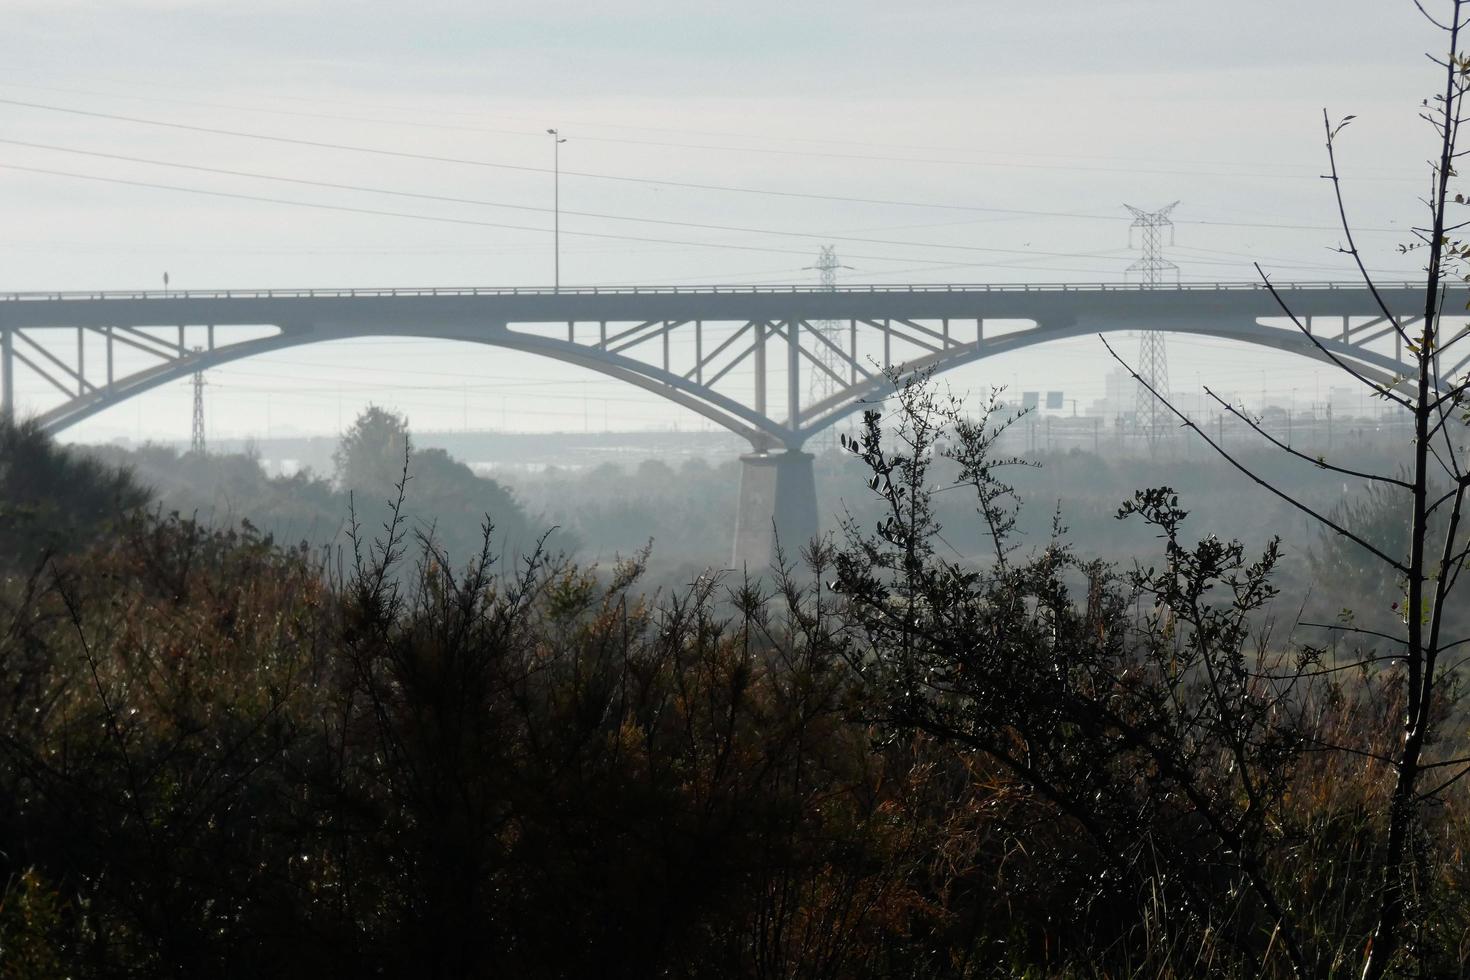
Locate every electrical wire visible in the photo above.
<box><xmin>0</xmin><ymin>163</ymin><xmax>1155</xmax><ymax>274</ymax></box>
<box><xmin>0</xmin><ymin>97</ymin><xmax>1406</xmax><ymax>233</ymax></box>
<box><xmin>0</xmin><ymin>138</ymin><xmax>1142</xmax><ymax>260</ymax></box>
<box><xmin>0</xmin><ymin>79</ymin><xmax>1395</xmax><ymax>177</ymax></box>
<box><xmin>0</xmin><ymin>152</ymin><xmax>1398</xmax><ymax>278</ymax></box>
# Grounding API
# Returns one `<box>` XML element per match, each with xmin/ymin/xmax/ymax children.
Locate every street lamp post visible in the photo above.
<box><xmin>546</xmin><ymin>128</ymin><xmax>567</xmax><ymax>292</ymax></box>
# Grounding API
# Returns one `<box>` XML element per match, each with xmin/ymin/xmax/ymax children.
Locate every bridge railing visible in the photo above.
<box><xmin>0</xmin><ymin>281</ymin><xmax>1428</xmax><ymax>303</ymax></box>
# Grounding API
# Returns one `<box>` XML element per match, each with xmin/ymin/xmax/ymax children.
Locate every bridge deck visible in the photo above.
<box><xmin>0</xmin><ymin>279</ymin><xmax>1428</xmax><ymax>303</ymax></box>
<box><xmin>0</xmin><ymin>281</ymin><xmax>1455</xmax><ymax>334</ymax></box>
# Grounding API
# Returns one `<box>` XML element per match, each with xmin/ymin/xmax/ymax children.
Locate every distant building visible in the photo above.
<box><xmin>1090</xmin><ymin>367</ymin><xmax>1136</xmax><ymax>423</ymax></box>
<box><xmin>1329</xmin><ymin>385</ymin><xmax>1372</xmax><ymax>420</ymax></box>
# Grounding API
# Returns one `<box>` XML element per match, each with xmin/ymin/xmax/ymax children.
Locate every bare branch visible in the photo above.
<box><xmin>1255</xmin><ymin>263</ymin><xmax>1414</xmax><ymax>408</ymax></box>
<box><xmin>1320</xmin><ymin>109</ymin><xmax>1416</xmax><ymax>342</ymax></box>
<box><xmin>1247</xmin><ymin>656</ymin><xmax>1403</xmax><ymax>679</ymax></box>
<box><xmin>1424</xmin><ymin>378</ymin><xmax>1470</xmax><ymax>424</ymax></box>
<box><xmin>1416</xmin><ymin>761</ymin><xmax>1470</xmax><ymax>800</ymax></box>
<box><xmin>1102</xmin><ymin>335</ymin><xmax>1411</xmax><ymax>574</ymax></box>
<box><xmin>1300</xmin><ymin>738</ymin><xmax>1399</xmax><ymax>766</ymax></box>
<box><xmin>1427</xmin><ymin>440</ymin><xmax>1461</xmax><ymax>482</ymax></box>
<box><xmin>1414</xmin><ymin>0</ymin><xmax>1453</xmax><ymax>30</ymax></box>
<box><xmin>1298</xmin><ymin>621</ymin><xmax>1409</xmax><ymax>645</ymax></box>
<box><xmin>1426</xmin><ymin>483</ymin><xmax>1466</xmax><ymax>516</ymax></box>
<box><xmin>1204</xmin><ymin>387</ymin><xmax>1410</xmax><ymax>487</ymax></box>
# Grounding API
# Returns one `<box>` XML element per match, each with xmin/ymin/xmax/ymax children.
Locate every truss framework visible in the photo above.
<box><xmin>0</xmin><ymin>294</ymin><xmax>1447</xmax><ymax>449</ymax></box>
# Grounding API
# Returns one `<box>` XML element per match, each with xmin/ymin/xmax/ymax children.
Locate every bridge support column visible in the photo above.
<box><xmin>1</xmin><ymin>327</ymin><xmax>11</xmax><ymax>420</ymax></box>
<box><xmin>732</xmin><ymin>449</ymin><xmax>817</xmax><ymax>570</ymax></box>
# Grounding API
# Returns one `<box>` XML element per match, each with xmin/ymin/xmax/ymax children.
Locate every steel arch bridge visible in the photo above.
<box><xmin>0</xmin><ymin>280</ymin><xmax>1458</xmax><ymax>564</ymax></box>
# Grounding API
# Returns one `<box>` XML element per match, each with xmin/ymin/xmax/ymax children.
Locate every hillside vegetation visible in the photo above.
<box><xmin>0</xmin><ymin>398</ymin><xmax>1462</xmax><ymax>979</ymax></box>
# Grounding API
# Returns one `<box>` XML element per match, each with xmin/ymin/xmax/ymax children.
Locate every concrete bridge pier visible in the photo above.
<box><xmin>732</xmin><ymin>448</ymin><xmax>818</xmax><ymax>570</ymax></box>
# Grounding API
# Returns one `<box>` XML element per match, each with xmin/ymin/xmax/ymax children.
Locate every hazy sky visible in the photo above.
<box><xmin>0</xmin><ymin>0</ymin><xmax>1450</xmax><ymax>445</ymax></box>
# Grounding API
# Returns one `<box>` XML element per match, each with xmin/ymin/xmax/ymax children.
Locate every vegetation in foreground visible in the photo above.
<box><xmin>7</xmin><ymin>5</ymin><xmax>1470</xmax><ymax>974</ymax></box>
<box><xmin>0</xmin><ymin>371</ymin><xmax>1464</xmax><ymax>979</ymax></box>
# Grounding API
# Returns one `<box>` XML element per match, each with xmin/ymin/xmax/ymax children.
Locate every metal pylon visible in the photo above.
<box><xmin>803</xmin><ymin>246</ymin><xmax>850</xmax><ymax>449</ymax></box>
<box><xmin>190</xmin><ymin>346</ymin><xmax>207</xmax><ymax>454</ymax></box>
<box><xmin>1125</xmin><ymin>202</ymin><xmax>1179</xmax><ymax>449</ymax></box>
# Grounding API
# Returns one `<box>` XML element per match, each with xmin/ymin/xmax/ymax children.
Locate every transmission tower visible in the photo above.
<box><xmin>803</xmin><ymin>246</ymin><xmax>852</xmax><ymax>449</ymax></box>
<box><xmin>190</xmin><ymin>347</ymin><xmax>207</xmax><ymax>455</ymax></box>
<box><xmin>1124</xmin><ymin>202</ymin><xmax>1179</xmax><ymax>449</ymax></box>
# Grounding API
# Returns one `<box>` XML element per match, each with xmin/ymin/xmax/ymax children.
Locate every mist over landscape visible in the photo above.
<box><xmin>81</xmin><ymin>412</ymin><xmax>1407</xmax><ymax>599</ymax></box>
<box><xmin>1</xmin><ymin>1</ymin><xmax>1470</xmax><ymax>977</ymax></box>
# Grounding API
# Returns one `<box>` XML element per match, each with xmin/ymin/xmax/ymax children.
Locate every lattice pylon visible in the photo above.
<box><xmin>803</xmin><ymin>246</ymin><xmax>851</xmax><ymax>450</ymax></box>
<box><xmin>1124</xmin><ymin>202</ymin><xmax>1179</xmax><ymax>449</ymax></box>
<box><xmin>190</xmin><ymin>346</ymin><xmax>207</xmax><ymax>455</ymax></box>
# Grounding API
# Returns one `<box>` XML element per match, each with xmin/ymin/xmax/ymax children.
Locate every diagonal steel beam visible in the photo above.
<box><xmin>1442</xmin><ymin>345</ymin><xmax>1470</xmax><ymax>380</ymax></box>
<box><xmin>93</xmin><ymin>324</ymin><xmax>185</xmax><ymax>363</ymax></box>
<box><xmin>1435</xmin><ymin>322</ymin><xmax>1470</xmax><ymax>361</ymax></box>
<box><xmin>683</xmin><ymin>321</ymin><xmax>753</xmax><ymax>382</ymax></box>
<box><xmin>14</xmin><ymin>330</ymin><xmax>95</xmax><ymax>394</ymax></box>
<box><xmin>609</xmin><ymin>319</ymin><xmax>688</xmax><ymax>356</ymax></box>
<box><xmin>798</xmin><ymin>318</ymin><xmax>873</xmax><ymax>382</ymax></box>
<box><xmin>796</xmin><ymin>339</ymin><xmax>847</xmax><ymax>390</ymax></box>
<box><xmin>1343</xmin><ymin>315</ymin><xmax>1386</xmax><ymax>341</ymax></box>
<box><xmin>1353</xmin><ymin>319</ymin><xmax>1419</xmax><ymax>351</ymax></box>
<box><xmin>892</xmin><ymin>317</ymin><xmax>962</xmax><ymax>347</ymax></box>
<box><xmin>595</xmin><ymin>319</ymin><xmax>660</xmax><ymax>351</ymax></box>
<box><xmin>111</xmin><ymin>324</ymin><xmax>186</xmax><ymax>360</ymax></box>
<box><xmin>856</xmin><ymin>318</ymin><xmax>941</xmax><ymax>354</ymax></box>
<box><xmin>9</xmin><ymin>345</ymin><xmax>74</xmax><ymax>397</ymax></box>
<box><xmin>704</xmin><ymin>335</ymin><xmax>763</xmax><ymax>389</ymax></box>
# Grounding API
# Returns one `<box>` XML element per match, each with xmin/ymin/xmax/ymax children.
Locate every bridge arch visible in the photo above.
<box><xmin>28</xmin><ymin>314</ymin><xmax>1417</xmax><ymax>443</ymax></box>
<box><xmin>33</xmin><ymin>325</ymin><xmax>797</xmax><ymax>449</ymax></box>
<box><xmin>26</xmin><ymin>315</ymin><xmax>1419</xmax><ymax>445</ymax></box>
<box><xmin>798</xmin><ymin>317</ymin><xmax>1417</xmax><ymax>439</ymax></box>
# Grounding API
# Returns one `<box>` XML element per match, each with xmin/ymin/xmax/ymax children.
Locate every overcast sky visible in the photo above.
<box><xmin>0</xmin><ymin>0</ymin><xmax>1451</xmax><ymax>445</ymax></box>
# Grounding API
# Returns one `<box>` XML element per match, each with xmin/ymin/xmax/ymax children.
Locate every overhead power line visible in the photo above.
<box><xmin>0</xmin><ymin>138</ymin><xmax>1134</xmax><ymax>259</ymax></box>
<box><xmin>0</xmin><ymin>163</ymin><xmax>1146</xmax><ymax>270</ymax></box>
<box><xmin>0</xmin><ymin>98</ymin><xmax>1405</xmax><ymax>234</ymax></box>
<box><xmin>0</xmin><ymin>81</ymin><xmax>1390</xmax><ymax>180</ymax></box>
<box><xmin>0</xmin><ymin>89</ymin><xmax>1398</xmax><ymax>182</ymax></box>
<box><xmin>8</xmin><ymin>79</ymin><xmax>1420</xmax><ymax>189</ymax></box>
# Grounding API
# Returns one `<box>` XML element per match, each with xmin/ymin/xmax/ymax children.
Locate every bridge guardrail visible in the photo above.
<box><xmin>0</xmin><ymin>281</ymin><xmax>1428</xmax><ymax>302</ymax></box>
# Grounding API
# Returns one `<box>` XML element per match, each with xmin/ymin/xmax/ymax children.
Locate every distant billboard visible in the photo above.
<box><xmin>1022</xmin><ymin>391</ymin><xmax>1040</xmax><ymax>410</ymax></box>
<box><xmin>1046</xmin><ymin>390</ymin><xmax>1065</xmax><ymax>410</ymax></box>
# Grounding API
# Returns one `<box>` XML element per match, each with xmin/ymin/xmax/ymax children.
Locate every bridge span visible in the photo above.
<box><xmin>0</xmin><ymin>280</ymin><xmax>1456</xmax><ymax>566</ymax></box>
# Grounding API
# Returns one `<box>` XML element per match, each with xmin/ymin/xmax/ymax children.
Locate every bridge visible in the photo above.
<box><xmin>0</xmin><ymin>280</ymin><xmax>1458</xmax><ymax>566</ymax></box>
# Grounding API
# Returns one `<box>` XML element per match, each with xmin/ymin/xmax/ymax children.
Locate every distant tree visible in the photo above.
<box><xmin>634</xmin><ymin>458</ymin><xmax>676</xmax><ymax>485</ymax></box>
<box><xmin>334</xmin><ymin>405</ymin><xmax>411</xmax><ymax>495</ymax></box>
<box><xmin>409</xmin><ymin>447</ymin><xmax>537</xmax><ymax>553</ymax></box>
<box><xmin>0</xmin><ymin>417</ymin><xmax>148</xmax><ymax>572</ymax></box>
<box><xmin>331</xmin><ymin>406</ymin><xmax>547</xmax><ymax>562</ymax></box>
